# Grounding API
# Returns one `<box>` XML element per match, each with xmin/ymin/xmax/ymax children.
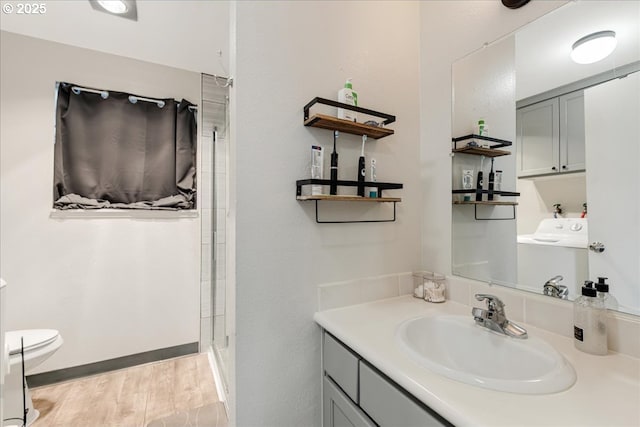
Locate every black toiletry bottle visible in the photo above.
<box><xmin>330</xmin><ymin>131</ymin><xmax>339</xmax><ymax>195</ymax></box>
<box><xmin>487</xmin><ymin>158</ymin><xmax>495</xmax><ymax>201</ymax></box>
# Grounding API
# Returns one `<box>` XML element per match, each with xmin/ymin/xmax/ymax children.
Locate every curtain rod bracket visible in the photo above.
<box><xmin>213</xmin><ymin>75</ymin><xmax>233</xmax><ymax>88</ymax></box>
<box><xmin>72</xmin><ymin>86</ymin><xmax>109</xmax><ymax>99</ymax></box>
<box><xmin>128</xmin><ymin>95</ymin><xmax>165</xmax><ymax>108</ymax></box>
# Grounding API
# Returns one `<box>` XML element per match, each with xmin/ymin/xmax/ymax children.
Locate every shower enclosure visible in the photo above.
<box><xmin>200</xmin><ymin>73</ymin><xmax>230</xmax><ymax>397</ymax></box>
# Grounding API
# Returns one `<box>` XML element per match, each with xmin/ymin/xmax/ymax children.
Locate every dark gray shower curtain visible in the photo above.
<box><xmin>53</xmin><ymin>82</ymin><xmax>197</xmax><ymax>210</ymax></box>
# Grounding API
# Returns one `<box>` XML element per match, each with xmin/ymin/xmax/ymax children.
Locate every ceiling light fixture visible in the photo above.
<box><xmin>97</xmin><ymin>0</ymin><xmax>128</xmax><ymax>14</ymax></box>
<box><xmin>89</xmin><ymin>0</ymin><xmax>137</xmax><ymax>21</ymax></box>
<box><xmin>570</xmin><ymin>31</ymin><xmax>617</xmax><ymax>65</ymax></box>
<box><xmin>501</xmin><ymin>0</ymin><xmax>530</xmax><ymax>9</ymax></box>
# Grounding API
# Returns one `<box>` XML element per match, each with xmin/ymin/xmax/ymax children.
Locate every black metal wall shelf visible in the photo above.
<box><xmin>452</xmin><ymin>189</ymin><xmax>520</xmax><ymax>197</ymax></box>
<box><xmin>452</xmin><ymin>135</ymin><xmax>513</xmax><ymax>157</ymax></box>
<box><xmin>453</xmin><ymin>201</ymin><xmax>517</xmax><ymax>221</ymax></box>
<box><xmin>452</xmin><ymin>190</ymin><xmax>519</xmax><ymax>220</ymax></box>
<box><xmin>451</xmin><ymin>135</ymin><xmax>516</xmax><ymax>220</ymax></box>
<box><xmin>452</xmin><ymin>146</ymin><xmax>511</xmax><ymax>157</ymax></box>
<box><xmin>298</xmin><ymin>179</ymin><xmax>403</xmax><ymax>197</ymax></box>
<box><xmin>299</xmin><ymin>99</ymin><xmax>401</xmax><ymax>223</ymax></box>
<box><xmin>297</xmin><ymin>179</ymin><xmax>403</xmax><ymax>223</ymax></box>
<box><xmin>452</xmin><ymin>134</ymin><xmax>513</xmax><ymax>149</ymax></box>
<box><xmin>303</xmin><ymin>97</ymin><xmax>395</xmax><ymax>140</ymax></box>
<box><xmin>453</xmin><ymin>200</ymin><xmax>518</xmax><ymax>206</ymax></box>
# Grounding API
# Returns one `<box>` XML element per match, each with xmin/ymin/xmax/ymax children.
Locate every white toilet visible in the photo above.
<box><xmin>3</xmin><ymin>329</ymin><xmax>63</xmax><ymax>426</ymax></box>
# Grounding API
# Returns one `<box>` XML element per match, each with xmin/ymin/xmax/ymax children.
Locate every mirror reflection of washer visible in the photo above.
<box><xmin>517</xmin><ymin>218</ymin><xmax>589</xmax><ymax>300</ymax></box>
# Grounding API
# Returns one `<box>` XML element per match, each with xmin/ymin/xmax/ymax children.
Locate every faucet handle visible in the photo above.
<box><xmin>546</xmin><ymin>275</ymin><xmax>563</xmax><ymax>284</ymax></box>
<box><xmin>475</xmin><ymin>294</ymin><xmax>505</xmax><ymax>312</ymax></box>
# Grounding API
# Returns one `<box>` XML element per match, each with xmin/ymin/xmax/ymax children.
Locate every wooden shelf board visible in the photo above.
<box><xmin>453</xmin><ymin>201</ymin><xmax>518</xmax><ymax>206</ymax></box>
<box><xmin>452</xmin><ymin>146</ymin><xmax>511</xmax><ymax>157</ymax></box>
<box><xmin>304</xmin><ymin>114</ymin><xmax>394</xmax><ymax>139</ymax></box>
<box><xmin>297</xmin><ymin>195</ymin><xmax>401</xmax><ymax>203</ymax></box>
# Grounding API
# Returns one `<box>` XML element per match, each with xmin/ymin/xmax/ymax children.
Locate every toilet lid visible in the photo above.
<box><xmin>6</xmin><ymin>329</ymin><xmax>59</xmax><ymax>355</ymax></box>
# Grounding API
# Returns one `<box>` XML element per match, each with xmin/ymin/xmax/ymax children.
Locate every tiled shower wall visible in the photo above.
<box><xmin>200</xmin><ymin>75</ymin><xmax>228</xmax><ymax>349</ymax></box>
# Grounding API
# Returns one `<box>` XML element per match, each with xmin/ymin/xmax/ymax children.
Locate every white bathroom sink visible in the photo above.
<box><xmin>396</xmin><ymin>315</ymin><xmax>576</xmax><ymax>394</ymax></box>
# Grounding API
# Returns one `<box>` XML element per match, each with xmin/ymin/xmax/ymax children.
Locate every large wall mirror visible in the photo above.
<box><xmin>451</xmin><ymin>0</ymin><xmax>639</xmax><ymax>315</ymax></box>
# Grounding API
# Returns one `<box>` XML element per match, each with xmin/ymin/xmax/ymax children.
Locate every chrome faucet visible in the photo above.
<box><xmin>543</xmin><ymin>275</ymin><xmax>568</xmax><ymax>299</ymax></box>
<box><xmin>472</xmin><ymin>294</ymin><xmax>528</xmax><ymax>339</ymax></box>
<box><xmin>553</xmin><ymin>203</ymin><xmax>563</xmax><ymax>218</ymax></box>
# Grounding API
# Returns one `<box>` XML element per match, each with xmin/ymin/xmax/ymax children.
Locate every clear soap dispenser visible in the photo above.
<box><xmin>573</xmin><ymin>281</ymin><xmax>608</xmax><ymax>355</ymax></box>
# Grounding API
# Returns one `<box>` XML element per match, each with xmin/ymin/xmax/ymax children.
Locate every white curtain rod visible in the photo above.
<box><xmin>71</xmin><ymin>85</ymin><xmax>197</xmax><ymax>111</ymax></box>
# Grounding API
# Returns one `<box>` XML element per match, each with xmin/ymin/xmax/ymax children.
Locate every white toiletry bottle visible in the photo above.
<box><xmin>494</xmin><ymin>170</ymin><xmax>502</xmax><ymax>199</ymax></box>
<box><xmin>595</xmin><ymin>277</ymin><xmax>619</xmax><ymax>311</ymax></box>
<box><xmin>368</xmin><ymin>158</ymin><xmax>377</xmax><ymax>198</ymax></box>
<box><xmin>574</xmin><ymin>281</ymin><xmax>608</xmax><ymax>355</ymax></box>
<box><xmin>462</xmin><ymin>169</ymin><xmax>474</xmax><ymax>190</ymax></box>
<box><xmin>338</xmin><ymin>79</ymin><xmax>357</xmax><ymax>122</ymax></box>
<box><xmin>311</xmin><ymin>145</ymin><xmax>324</xmax><ymax>195</ymax></box>
<box><xmin>477</xmin><ymin>118</ymin><xmax>487</xmax><ymax>136</ymax></box>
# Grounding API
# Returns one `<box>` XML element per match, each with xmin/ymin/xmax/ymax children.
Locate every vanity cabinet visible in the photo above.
<box><xmin>516</xmin><ymin>91</ymin><xmax>585</xmax><ymax>178</ymax></box>
<box><xmin>322</xmin><ymin>332</ymin><xmax>452</xmax><ymax>427</ymax></box>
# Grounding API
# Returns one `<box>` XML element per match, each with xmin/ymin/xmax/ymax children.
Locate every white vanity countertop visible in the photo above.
<box><xmin>314</xmin><ymin>296</ymin><xmax>640</xmax><ymax>427</ymax></box>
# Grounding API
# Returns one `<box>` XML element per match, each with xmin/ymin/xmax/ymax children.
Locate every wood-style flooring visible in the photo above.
<box><xmin>30</xmin><ymin>353</ymin><xmax>220</xmax><ymax>427</ymax></box>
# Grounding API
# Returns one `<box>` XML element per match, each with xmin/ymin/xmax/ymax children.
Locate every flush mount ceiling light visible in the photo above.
<box><xmin>98</xmin><ymin>1</ymin><xmax>127</xmax><ymax>14</ymax></box>
<box><xmin>570</xmin><ymin>31</ymin><xmax>617</xmax><ymax>64</ymax></box>
<box><xmin>89</xmin><ymin>0</ymin><xmax>137</xmax><ymax>21</ymax></box>
<box><xmin>501</xmin><ymin>0</ymin><xmax>530</xmax><ymax>9</ymax></box>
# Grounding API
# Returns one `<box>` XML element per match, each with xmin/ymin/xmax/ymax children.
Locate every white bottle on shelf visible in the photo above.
<box><xmin>311</xmin><ymin>145</ymin><xmax>324</xmax><ymax>196</ymax></box>
<box><xmin>338</xmin><ymin>78</ymin><xmax>358</xmax><ymax>122</ymax></box>
<box><xmin>477</xmin><ymin>118</ymin><xmax>488</xmax><ymax>136</ymax></box>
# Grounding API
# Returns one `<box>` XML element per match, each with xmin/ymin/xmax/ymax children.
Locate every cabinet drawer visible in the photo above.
<box><xmin>323</xmin><ymin>332</ymin><xmax>359</xmax><ymax>403</ymax></box>
<box><xmin>323</xmin><ymin>376</ymin><xmax>376</xmax><ymax>427</ymax></box>
<box><xmin>359</xmin><ymin>361</ymin><xmax>451</xmax><ymax>427</ymax></box>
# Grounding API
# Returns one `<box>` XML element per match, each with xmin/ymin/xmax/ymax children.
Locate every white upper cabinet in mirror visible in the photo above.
<box><xmin>451</xmin><ymin>0</ymin><xmax>640</xmax><ymax>316</ymax></box>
